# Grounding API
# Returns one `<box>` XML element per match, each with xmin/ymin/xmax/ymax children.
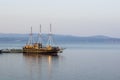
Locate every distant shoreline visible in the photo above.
<box><xmin>0</xmin><ymin>34</ymin><xmax>120</xmax><ymax>44</ymax></box>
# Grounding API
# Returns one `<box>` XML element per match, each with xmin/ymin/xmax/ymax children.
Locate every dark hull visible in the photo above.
<box><xmin>23</xmin><ymin>48</ymin><xmax>60</xmax><ymax>55</ymax></box>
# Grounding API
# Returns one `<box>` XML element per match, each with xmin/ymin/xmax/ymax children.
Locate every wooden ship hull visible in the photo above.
<box><xmin>23</xmin><ymin>48</ymin><xmax>62</xmax><ymax>55</ymax></box>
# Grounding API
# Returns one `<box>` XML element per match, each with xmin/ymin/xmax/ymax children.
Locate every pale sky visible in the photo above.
<box><xmin>0</xmin><ymin>0</ymin><xmax>120</xmax><ymax>37</ymax></box>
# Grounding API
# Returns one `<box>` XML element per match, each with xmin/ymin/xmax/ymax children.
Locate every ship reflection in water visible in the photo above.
<box><xmin>23</xmin><ymin>53</ymin><xmax>64</xmax><ymax>80</ymax></box>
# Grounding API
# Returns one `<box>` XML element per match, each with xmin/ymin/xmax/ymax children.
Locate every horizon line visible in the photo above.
<box><xmin>0</xmin><ymin>33</ymin><xmax>120</xmax><ymax>38</ymax></box>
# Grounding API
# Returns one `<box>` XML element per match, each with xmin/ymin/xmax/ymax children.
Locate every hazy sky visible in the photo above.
<box><xmin>0</xmin><ymin>0</ymin><xmax>120</xmax><ymax>37</ymax></box>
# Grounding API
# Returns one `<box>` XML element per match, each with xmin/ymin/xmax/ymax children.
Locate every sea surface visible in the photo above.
<box><xmin>0</xmin><ymin>43</ymin><xmax>120</xmax><ymax>80</ymax></box>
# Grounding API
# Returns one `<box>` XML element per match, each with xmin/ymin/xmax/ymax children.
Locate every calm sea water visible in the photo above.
<box><xmin>0</xmin><ymin>43</ymin><xmax>120</xmax><ymax>80</ymax></box>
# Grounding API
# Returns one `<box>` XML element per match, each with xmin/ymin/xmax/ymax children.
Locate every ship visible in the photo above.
<box><xmin>23</xmin><ymin>24</ymin><xmax>64</xmax><ymax>55</ymax></box>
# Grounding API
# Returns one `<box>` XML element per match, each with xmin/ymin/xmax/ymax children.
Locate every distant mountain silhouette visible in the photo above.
<box><xmin>0</xmin><ymin>33</ymin><xmax>120</xmax><ymax>44</ymax></box>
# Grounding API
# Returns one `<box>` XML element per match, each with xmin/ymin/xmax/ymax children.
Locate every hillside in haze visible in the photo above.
<box><xmin>0</xmin><ymin>33</ymin><xmax>120</xmax><ymax>44</ymax></box>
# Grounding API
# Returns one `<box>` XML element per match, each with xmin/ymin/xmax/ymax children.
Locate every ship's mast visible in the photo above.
<box><xmin>37</xmin><ymin>24</ymin><xmax>42</xmax><ymax>44</ymax></box>
<box><xmin>47</xmin><ymin>24</ymin><xmax>54</xmax><ymax>46</ymax></box>
<box><xmin>27</xmin><ymin>27</ymin><xmax>34</xmax><ymax>45</ymax></box>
